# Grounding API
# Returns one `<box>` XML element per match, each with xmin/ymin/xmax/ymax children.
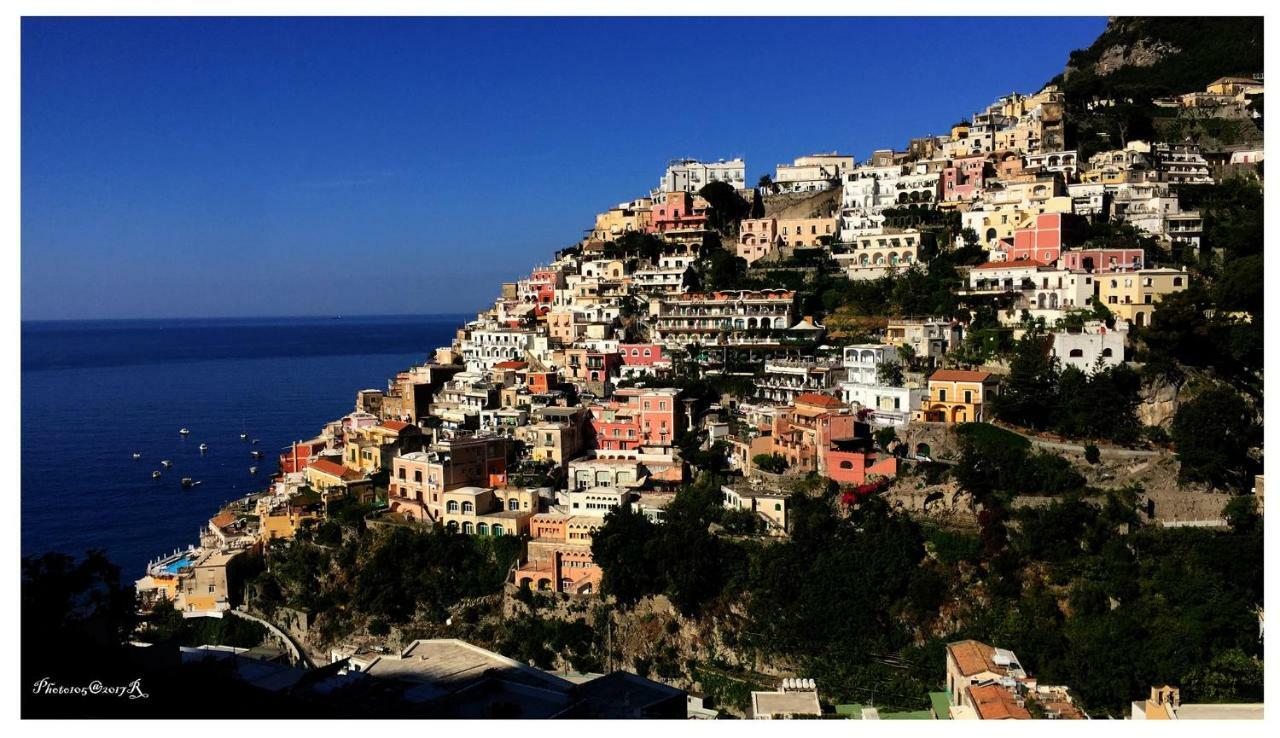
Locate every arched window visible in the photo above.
<box><xmin>493</xmin><ymin>524</ymin><xmax>504</xmax><ymax>536</ymax></box>
<box><xmin>839</xmin><ymin>460</ymin><xmax>854</xmax><ymax>470</ymax></box>
<box><xmin>1101</xmin><ymin>348</ymin><xmax>1114</xmax><ymax>357</ymax></box>
<box><xmin>462</xmin><ymin>501</ymin><xmax>474</xmax><ymax>514</ymax></box>
<box><xmin>463</xmin><ymin>522</ymin><xmax>474</xmax><ymax>534</ymax></box>
<box><xmin>446</xmin><ymin>500</ymin><xmax>459</xmax><ymax>513</ymax></box>
<box><xmin>477</xmin><ymin>523</ymin><xmax>488</xmax><ymax>535</ymax></box>
<box><xmin>1069</xmin><ymin>348</ymin><xmax>1084</xmax><ymax>357</ymax></box>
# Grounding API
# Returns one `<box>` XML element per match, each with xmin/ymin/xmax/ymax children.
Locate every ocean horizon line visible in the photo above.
<box><xmin>20</xmin><ymin>311</ymin><xmax>478</xmax><ymax>326</ymax></box>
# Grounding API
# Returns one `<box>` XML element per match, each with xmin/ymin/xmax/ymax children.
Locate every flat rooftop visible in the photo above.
<box><xmin>752</xmin><ymin>689</ymin><xmax>822</xmax><ymax>718</ymax></box>
<box><xmin>363</xmin><ymin>639</ymin><xmax>572</xmax><ymax>694</ymax></box>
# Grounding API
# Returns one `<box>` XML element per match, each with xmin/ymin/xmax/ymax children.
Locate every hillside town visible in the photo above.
<box><xmin>2</xmin><ymin>5</ymin><xmax>1213</xmax><ymax>716</ymax></box>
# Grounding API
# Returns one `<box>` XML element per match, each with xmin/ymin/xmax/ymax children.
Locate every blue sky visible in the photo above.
<box><xmin>22</xmin><ymin>16</ymin><xmax>1106</xmax><ymax>320</ymax></box>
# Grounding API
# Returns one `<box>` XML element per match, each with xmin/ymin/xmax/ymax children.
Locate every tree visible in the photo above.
<box><xmin>993</xmin><ymin>330</ymin><xmax>1059</xmax><ymax>430</ymax></box>
<box><xmin>699</xmin><ymin>181</ymin><xmax>751</xmax><ymax>236</ymax></box>
<box><xmin>1171</xmin><ymin>387</ymin><xmax>1259</xmax><ymax>490</ymax></box>
<box><xmin>749</xmin><ymin>187</ymin><xmax>765</xmax><ymax>219</ymax></box>
<box><xmin>752</xmin><ymin>453</ymin><xmax>789</xmax><ymax>474</ymax></box>
<box><xmin>876</xmin><ymin>360</ymin><xmax>905</xmax><ymax>387</ymax></box>
<box><xmin>1084</xmin><ymin>444</ymin><xmax>1101</xmax><ymax>464</ymax></box>
<box><xmin>591</xmin><ymin>505</ymin><xmax>661</xmax><ymax>606</ymax></box>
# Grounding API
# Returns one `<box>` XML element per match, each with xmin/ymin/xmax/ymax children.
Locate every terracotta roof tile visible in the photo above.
<box><xmin>930</xmin><ymin>369</ymin><xmax>994</xmax><ymax>383</ymax></box>
<box><xmin>795</xmin><ymin>393</ymin><xmax>845</xmax><ymax>409</ymax></box>
<box><xmin>968</xmin><ymin>683</ymin><xmax>1031</xmax><ymax>720</ymax></box>
<box><xmin>309</xmin><ymin>458</ymin><xmax>364</xmax><ymax>481</ymax></box>
<box><xmin>947</xmin><ymin>640</ymin><xmax>999</xmax><ymax>676</ymax></box>
<box><xmin>972</xmin><ymin>258</ymin><xmax>1043</xmax><ymax>270</ymax></box>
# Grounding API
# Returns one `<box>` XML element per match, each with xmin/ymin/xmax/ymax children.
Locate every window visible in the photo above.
<box><xmin>1069</xmin><ymin>349</ymin><xmax>1084</xmax><ymax>358</ymax></box>
<box><xmin>938</xmin><ymin>388</ymin><xmax>947</xmax><ymax>402</ymax></box>
<box><xmin>964</xmin><ymin>390</ymin><xmax>973</xmax><ymax>403</ymax></box>
<box><xmin>774</xmin><ymin>503</ymin><xmax>782</xmax><ymax>511</ymax></box>
<box><xmin>462</xmin><ymin>501</ymin><xmax>474</xmax><ymax>514</ymax></box>
<box><xmin>447</xmin><ymin>501</ymin><xmax>459</xmax><ymax>513</ymax></box>
<box><xmin>398</xmin><ymin>469</ymin><xmax>406</xmax><ymax>480</ymax></box>
<box><xmin>509</xmin><ymin>499</ymin><xmax>519</xmax><ymax>511</ymax></box>
<box><xmin>414</xmin><ymin>471</ymin><xmax>422</xmax><ymax>483</ymax></box>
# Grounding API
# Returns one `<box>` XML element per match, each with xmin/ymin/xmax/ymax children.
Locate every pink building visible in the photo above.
<box><xmin>823</xmin><ymin>448</ymin><xmax>899</xmax><ymax>486</ymax></box>
<box><xmin>737</xmin><ymin>218</ymin><xmax>778</xmax><ymax>264</ymax></box>
<box><xmin>618</xmin><ymin>344</ymin><xmax>667</xmax><ymax>367</ymax></box>
<box><xmin>646</xmin><ymin>192</ymin><xmax>708</xmax><ymax>236</ymax></box>
<box><xmin>525</xmin><ymin>267</ymin><xmax>564</xmax><ymax>316</ymax></box>
<box><xmin>1059</xmin><ymin>247</ymin><xmax>1145</xmax><ymax>273</ymax></box>
<box><xmin>942</xmin><ymin>155</ymin><xmax>990</xmax><ymax>202</ymax></box>
<box><xmin>588</xmin><ymin>387</ymin><xmax>682</xmax><ymax>451</ymax></box>
<box><xmin>1007</xmin><ymin>213</ymin><xmax>1085</xmax><ymax>265</ymax></box>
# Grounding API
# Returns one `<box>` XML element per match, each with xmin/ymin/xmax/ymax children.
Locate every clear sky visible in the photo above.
<box><xmin>22</xmin><ymin>16</ymin><xmax>1107</xmax><ymax>321</ymax></box>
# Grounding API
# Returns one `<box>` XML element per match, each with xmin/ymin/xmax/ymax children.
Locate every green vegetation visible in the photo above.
<box><xmin>993</xmin><ymin>329</ymin><xmax>1143</xmax><ymax>444</ymax></box>
<box><xmin>251</xmin><ymin>523</ymin><xmax>521</xmax><ymax>640</ymax></box>
<box><xmin>1171</xmin><ymin>387</ymin><xmax>1261</xmax><ymax>491</ymax></box>
<box><xmin>1052</xmin><ymin>17</ymin><xmax>1263</xmax><ymax>158</ymax></box>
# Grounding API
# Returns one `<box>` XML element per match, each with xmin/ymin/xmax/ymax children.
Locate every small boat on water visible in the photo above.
<box><xmin>181</xmin><ymin>477</ymin><xmax>202</xmax><ymax>489</ymax></box>
<box><xmin>179</xmin><ymin>428</ymin><xmax>190</xmax><ymax>436</ymax></box>
<box><xmin>161</xmin><ymin>460</ymin><xmax>172</xmax><ymax>468</ymax></box>
<box><xmin>132</xmin><ymin>452</ymin><xmax>142</xmax><ymax>460</ymax></box>
<box><xmin>249</xmin><ymin>466</ymin><xmax>257</xmax><ymax>474</ymax></box>
<box><xmin>199</xmin><ymin>443</ymin><xmax>208</xmax><ymax>453</ymax></box>
<box><xmin>240</xmin><ymin>432</ymin><xmax>248</xmax><ymax>441</ymax></box>
<box><xmin>251</xmin><ymin>439</ymin><xmax>260</xmax><ymax>445</ymax></box>
<box><xmin>251</xmin><ymin>450</ymin><xmax>263</xmax><ymax>459</ymax></box>
<box><xmin>152</xmin><ymin>471</ymin><xmax>162</xmax><ymax>479</ymax></box>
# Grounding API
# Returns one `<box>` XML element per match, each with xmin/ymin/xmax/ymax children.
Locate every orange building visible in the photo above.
<box><xmin>915</xmin><ymin>370</ymin><xmax>999</xmax><ymax>424</ymax></box>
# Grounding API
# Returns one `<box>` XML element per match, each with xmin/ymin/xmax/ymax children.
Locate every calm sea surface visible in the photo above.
<box><xmin>21</xmin><ymin>314</ymin><xmax>464</xmax><ymax>577</ymax></box>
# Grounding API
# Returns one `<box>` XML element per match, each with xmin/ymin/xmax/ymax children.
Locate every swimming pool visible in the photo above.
<box><xmin>160</xmin><ymin>554</ymin><xmax>196</xmax><ymax>575</ymax></box>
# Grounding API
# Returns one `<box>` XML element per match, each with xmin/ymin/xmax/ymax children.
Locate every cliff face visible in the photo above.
<box><xmin>1051</xmin><ymin>16</ymin><xmax>1264</xmax><ymax>159</ymax></box>
<box><xmin>1060</xmin><ymin>18</ymin><xmax>1180</xmax><ymax>82</ymax></box>
<box><xmin>1053</xmin><ymin>16</ymin><xmax>1262</xmax><ymax>96</ymax></box>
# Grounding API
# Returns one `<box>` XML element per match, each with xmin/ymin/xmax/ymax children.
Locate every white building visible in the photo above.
<box><xmin>659</xmin><ymin>158</ymin><xmax>746</xmax><ymax>194</ymax></box>
<box><xmin>1051</xmin><ymin>321</ymin><xmax>1127</xmax><ymax>373</ymax></box>
<box><xmin>773</xmin><ymin>153</ymin><xmax>854</xmax><ymax>193</ymax></box>
<box><xmin>458</xmin><ymin>326</ymin><xmax>542</xmax><ymax>372</ymax></box>
<box><xmin>839</xmin><ymin>164</ymin><xmax>904</xmax><ymax>241</ymax></box>
<box><xmin>833</xmin><ymin>230</ymin><xmax>922</xmax><ymax>280</ymax></box>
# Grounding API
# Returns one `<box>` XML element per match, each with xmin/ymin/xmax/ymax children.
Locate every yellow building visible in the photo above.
<box><xmin>1096</xmin><ymin>268</ymin><xmax>1188</xmax><ymax>327</ymax></box>
<box><xmin>916</xmin><ymin>370</ymin><xmax>999</xmax><ymax>424</ymax></box>
<box><xmin>440</xmin><ymin>486</ymin><xmax>537</xmax><ymax>537</ymax></box>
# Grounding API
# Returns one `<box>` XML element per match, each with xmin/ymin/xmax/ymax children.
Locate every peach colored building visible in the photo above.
<box><xmin>915</xmin><ymin>370</ymin><xmax>999</xmax><ymax>424</ymax></box>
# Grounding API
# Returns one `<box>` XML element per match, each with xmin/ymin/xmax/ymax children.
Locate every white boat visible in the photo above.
<box><xmin>132</xmin><ymin>452</ymin><xmax>142</xmax><ymax>460</ymax></box>
<box><xmin>251</xmin><ymin>439</ymin><xmax>260</xmax><ymax>445</ymax></box>
<box><xmin>199</xmin><ymin>443</ymin><xmax>208</xmax><ymax>453</ymax></box>
<box><xmin>161</xmin><ymin>460</ymin><xmax>172</xmax><ymax>468</ymax></box>
<box><xmin>249</xmin><ymin>466</ymin><xmax>257</xmax><ymax>474</ymax></box>
<box><xmin>179</xmin><ymin>428</ymin><xmax>190</xmax><ymax>435</ymax></box>
<box><xmin>181</xmin><ymin>477</ymin><xmax>195</xmax><ymax>488</ymax></box>
<box><xmin>152</xmin><ymin>471</ymin><xmax>161</xmax><ymax>479</ymax></box>
<box><xmin>240</xmin><ymin>432</ymin><xmax>248</xmax><ymax>441</ymax></box>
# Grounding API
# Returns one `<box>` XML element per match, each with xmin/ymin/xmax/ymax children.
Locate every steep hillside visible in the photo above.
<box><xmin>1053</xmin><ymin>16</ymin><xmax>1262</xmax><ymax>99</ymax></box>
<box><xmin>1049</xmin><ymin>17</ymin><xmax>1263</xmax><ymax>157</ymax></box>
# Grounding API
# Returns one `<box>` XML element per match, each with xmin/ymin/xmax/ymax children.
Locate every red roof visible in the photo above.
<box><xmin>795</xmin><ymin>393</ymin><xmax>845</xmax><ymax>409</ymax></box>
<box><xmin>309</xmin><ymin>458</ymin><xmax>364</xmax><ymax>481</ymax></box>
<box><xmin>967</xmin><ymin>683</ymin><xmax>1031</xmax><ymax>720</ymax></box>
<box><xmin>972</xmin><ymin>258</ymin><xmax>1042</xmax><ymax>271</ymax></box>
<box><xmin>930</xmin><ymin>369</ymin><xmax>994</xmax><ymax>383</ymax></box>
<box><xmin>493</xmin><ymin>360</ymin><xmax>528</xmax><ymax>370</ymax></box>
<box><xmin>379</xmin><ymin>420</ymin><xmax>411</xmax><ymax>432</ymax></box>
<box><xmin>210</xmin><ymin>510</ymin><xmax>237</xmax><ymax>530</ymax></box>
